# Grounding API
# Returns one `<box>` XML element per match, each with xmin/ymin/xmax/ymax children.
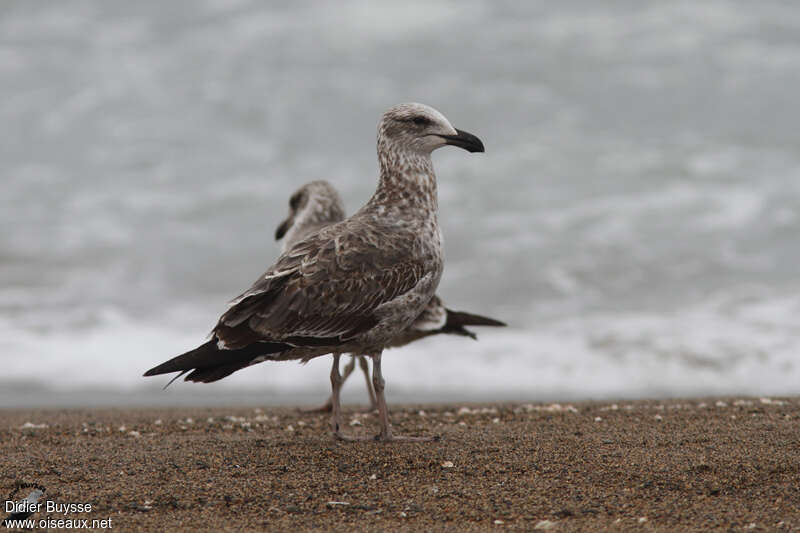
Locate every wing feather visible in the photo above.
<box><xmin>214</xmin><ymin>222</ymin><xmax>426</xmax><ymax>349</ymax></box>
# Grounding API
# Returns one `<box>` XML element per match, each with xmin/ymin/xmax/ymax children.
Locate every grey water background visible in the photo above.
<box><xmin>2</xmin><ymin>1</ymin><xmax>800</xmax><ymax>407</ymax></box>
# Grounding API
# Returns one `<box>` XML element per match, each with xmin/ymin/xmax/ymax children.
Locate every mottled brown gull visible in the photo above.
<box><xmin>144</xmin><ymin>103</ymin><xmax>485</xmax><ymax>441</ymax></box>
<box><xmin>275</xmin><ymin>180</ymin><xmax>506</xmax><ymax>413</ymax></box>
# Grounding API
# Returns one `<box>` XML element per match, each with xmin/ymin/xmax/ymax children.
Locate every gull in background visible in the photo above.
<box><xmin>275</xmin><ymin>180</ymin><xmax>506</xmax><ymax>412</ymax></box>
<box><xmin>144</xmin><ymin>103</ymin><xmax>485</xmax><ymax>441</ymax></box>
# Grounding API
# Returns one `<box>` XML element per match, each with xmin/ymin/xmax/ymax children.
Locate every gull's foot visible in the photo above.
<box><xmin>300</xmin><ymin>401</ymin><xmax>333</xmax><ymax>413</ymax></box>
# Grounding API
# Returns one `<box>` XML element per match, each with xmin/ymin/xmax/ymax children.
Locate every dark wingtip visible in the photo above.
<box><xmin>144</xmin><ymin>339</ymin><xmax>290</xmax><ymax>385</ymax></box>
<box><xmin>438</xmin><ymin>325</ymin><xmax>479</xmax><ymax>339</ymax></box>
<box><xmin>162</xmin><ymin>370</ymin><xmax>189</xmax><ymax>389</ymax></box>
<box><xmin>445</xmin><ymin>309</ymin><xmax>507</xmax><ymax>329</ymax></box>
<box><xmin>143</xmin><ymin>361</ymin><xmax>178</xmax><ymax>377</ymax></box>
<box><xmin>142</xmin><ymin>339</ymin><xmax>218</xmax><ymax>378</ymax></box>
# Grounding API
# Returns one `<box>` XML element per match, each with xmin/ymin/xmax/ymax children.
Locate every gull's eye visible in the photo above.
<box><xmin>412</xmin><ymin>116</ymin><xmax>432</xmax><ymax>126</ymax></box>
<box><xmin>289</xmin><ymin>192</ymin><xmax>302</xmax><ymax>210</ymax></box>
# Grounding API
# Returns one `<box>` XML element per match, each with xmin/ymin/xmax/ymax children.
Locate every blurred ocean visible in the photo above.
<box><xmin>2</xmin><ymin>1</ymin><xmax>800</xmax><ymax>407</ymax></box>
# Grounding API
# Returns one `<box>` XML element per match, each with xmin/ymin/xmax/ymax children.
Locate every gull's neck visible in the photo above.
<box><xmin>369</xmin><ymin>140</ymin><xmax>438</xmax><ymax>214</ymax></box>
<box><xmin>281</xmin><ymin>198</ymin><xmax>346</xmax><ymax>252</ymax></box>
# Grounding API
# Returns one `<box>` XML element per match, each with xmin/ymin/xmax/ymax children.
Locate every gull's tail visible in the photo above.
<box><xmin>143</xmin><ymin>338</ymin><xmax>290</xmax><ymax>385</ymax></box>
<box><xmin>441</xmin><ymin>309</ymin><xmax>507</xmax><ymax>340</ymax></box>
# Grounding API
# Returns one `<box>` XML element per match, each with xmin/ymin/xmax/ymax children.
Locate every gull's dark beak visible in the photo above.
<box><xmin>275</xmin><ymin>218</ymin><xmax>291</xmax><ymax>241</ymax></box>
<box><xmin>439</xmin><ymin>128</ymin><xmax>485</xmax><ymax>153</ymax></box>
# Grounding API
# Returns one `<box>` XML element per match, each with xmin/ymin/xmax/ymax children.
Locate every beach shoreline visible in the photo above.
<box><xmin>2</xmin><ymin>397</ymin><xmax>797</xmax><ymax>532</ymax></box>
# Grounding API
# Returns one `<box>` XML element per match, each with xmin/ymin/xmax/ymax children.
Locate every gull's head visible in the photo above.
<box><xmin>378</xmin><ymin>103</ymin><xmax>484</xmax><ymax>156</ymax></box>
<box><xmin>275</xmin><ymin>180</ymin><xmax>346</xmax><ymax>247</ymax></box>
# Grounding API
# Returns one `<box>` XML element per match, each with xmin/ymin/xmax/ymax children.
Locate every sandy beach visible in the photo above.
<box><xmin>1</xmin><ymin>398</ymin><xmax>798</xmax><ymax>532</ymax></box>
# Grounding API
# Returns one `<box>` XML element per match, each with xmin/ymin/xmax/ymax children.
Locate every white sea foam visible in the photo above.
<box><xmin>2</xmin><ymin>288</ymin><xmax>798</xmax><ymax>401</ymax></box>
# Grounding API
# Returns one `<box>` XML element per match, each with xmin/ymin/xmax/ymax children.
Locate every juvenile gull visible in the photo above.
<box><xmin>144</xmin><ymin>103</ymin><xmax>485</xmax><ymax>441</ymax></box>
<box><xmin>275</xmin><ymin>180</ymin><xmax>506</xmax><ymax>412</ymax></box>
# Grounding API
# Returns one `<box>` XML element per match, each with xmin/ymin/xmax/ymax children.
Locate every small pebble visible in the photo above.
<box><xmin>326</xmin><ymin>501</ymin><xmax>349</xmax><ymax>507</ymax></box>
<box><xmin>20</xmin><ymin>422</ymin><xmax>48</xmax><ymax>429</ymax></box>
<box><xmin>594</xmin><ymin>417</ymin><xmax>602</xmax><ymax>422</ymax></box>
<box><xmin>441</xmin><ymin>461</ymin><xmax>454</xmax><ymax>468</ymax></box>
<box><xmin>534</xmin><ymin>520</ymin><xmax>556</xmax><ymax>530</ymax></box>
<box><xmin>494</xmin><ymin>519</ymin><xmax>504</xmax><ymax>525</ymax></box>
